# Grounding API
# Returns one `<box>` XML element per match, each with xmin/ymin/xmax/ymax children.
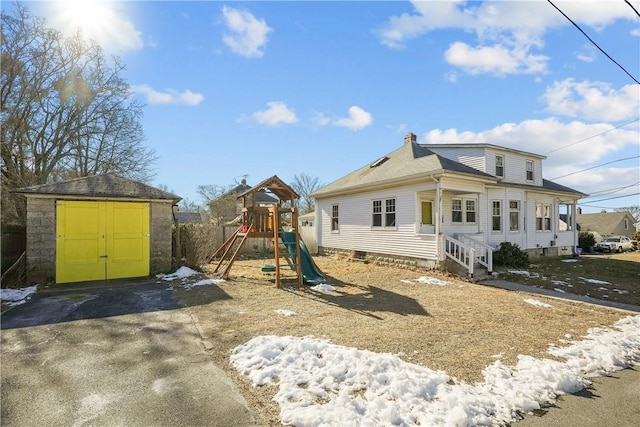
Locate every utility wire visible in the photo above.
<box><xmin>625</xmin><ymin>0</ymin><xmax>640</xmax><ymax>18</ymax></box>
<box><xmin>582</xmin><ymin>181</ymin><xmax>640</xmax><ymax>197</ymax></box>
<box><xmin>544</xmin><ymin>118</ymin><xmax>640</xmax><ymax>155</ymax></box>
<box><xmin>547</xmin><ymin>0</ymin><xmax>640</xmax><ymax>84</ymax></box>
<box><xmin>578</xmin><ymin>192</ymin><xmax>640</xmax><ymax>204</ymax></box>
<box><xmin>551</xmin><ymin>155</ymin><xmax>640</xmax><ymax>179</ymax></box>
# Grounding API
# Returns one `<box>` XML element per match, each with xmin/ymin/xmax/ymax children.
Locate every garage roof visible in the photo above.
<box><xmin>14</xmin><ymin>174</ymin><xmax>182</xmax><ymax>202</ymax></box>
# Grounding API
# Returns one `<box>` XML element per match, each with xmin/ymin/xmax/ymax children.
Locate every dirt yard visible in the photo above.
<box><xmin>180</xmin><ymin>255</ymin><xmax>635</xmax><ymax>426</ymax></box>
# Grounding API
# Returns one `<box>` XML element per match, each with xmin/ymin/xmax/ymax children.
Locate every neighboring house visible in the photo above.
<box><xmin>311</xmin><ymin>133</ymin><xmax>585</xmax><ymax>277</ymax></box>
<box><xmin>576</xmin><ymin>209</ymin><xmax>637</xmax><ymax>239</ymax></box>
<box><xmin>174</xmin><ymin>211</ymin><xmax>204</xmax><ymax>224</ymax></box>
<box><xmin>298</xmin><ymin>211</ymin><xmax>317</xmax><ymax>254</ymax></box>
<box><xmin>13</xmin><ymin>174</ymin><xmax>181</xmax><ymax>284</ymax></box>
<box><xmin>208</xmin><ymin>178</ymin><xmax>278</xmax><ymax>225</ymax></box>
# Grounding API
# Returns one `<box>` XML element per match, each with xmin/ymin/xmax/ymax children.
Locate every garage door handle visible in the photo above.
<box><xmin>99</xmin><ymin>255</ymin><xmax>108</xmax><ymax>258</ymax></box>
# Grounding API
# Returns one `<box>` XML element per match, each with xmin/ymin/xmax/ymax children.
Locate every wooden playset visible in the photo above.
<box><xmin>209</xmin><ymin>175</ymin><xmax>323</xmax><ymax>288</ymax></box>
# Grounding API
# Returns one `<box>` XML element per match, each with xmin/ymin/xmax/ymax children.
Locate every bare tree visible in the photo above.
<box><xmin>615</xmin><ymin>205</ymin><xmax>640</xmax><ymax>221</ymax></box>
<box><xmin>197</xmin><ymin>183</ymin><xmax>237</xmax><ymax>225</ymax></box>
<box><xmin>291</xmin><ymin>172</ymin><xmax>322</xmax><ymax>213</ymax></box>
<box><xmin>1</xmin><ymin>3</ymin><xmax>156</xmax><ymax>223</ymax></box>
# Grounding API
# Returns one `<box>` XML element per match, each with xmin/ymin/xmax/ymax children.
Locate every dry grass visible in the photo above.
<box><xmin>179</xmin><ymin>255</ymin><xmax>634</xmax><ymax>426</ymax></box>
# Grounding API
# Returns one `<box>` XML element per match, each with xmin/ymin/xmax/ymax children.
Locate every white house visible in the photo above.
<box><xmin>311</xmin><ymin>133</ymin><xmax>586</xmax><ymax>277</ymax></box>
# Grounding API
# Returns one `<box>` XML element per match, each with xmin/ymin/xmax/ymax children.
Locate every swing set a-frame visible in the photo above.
<box><xmin>209</xmin><ymin>175</ymin><xmax>312</xmax><ymax>288</ymax></box>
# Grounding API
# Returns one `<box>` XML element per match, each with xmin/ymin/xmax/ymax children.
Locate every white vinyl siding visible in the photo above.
<box><xmin>316</xmin><ymin>183</ymin><xmax>439</xmax><ymax>260</ymax></box>
<box><xmin>427</xmin><ymin>146</ymin><xmax>487</xmax><ymax>172</ymax></box>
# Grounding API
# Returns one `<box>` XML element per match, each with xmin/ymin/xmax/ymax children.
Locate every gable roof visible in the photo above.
<box><xmin>312</xmin><ymin>142</ymin><xmax>496</xmax><ymax>198</ymax></box>
<box><xmin>175</xmin><ymin>211</ymin><xmax>203</xmax><ymax>224</ymax></box>
<box><xmin>13</xmin><ymin>174</ymin><xmax>181</xmax><ymax>202</ymax></box>
<box><xmin>210</xmin><ymin>179</ymin><xmax>279</xmax><ymax>205</ymax></box>
<box><xmin>577</xmin><ymin>211</ymin><xmax>635</xmax><ymax>235</ymax></box>
<box><xmin>237</xmin><ymin>175</ymin><xmax>300</xmax><ymax>202</ymax></box>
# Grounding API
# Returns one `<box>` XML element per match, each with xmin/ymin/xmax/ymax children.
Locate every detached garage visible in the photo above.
<box><xmin>14</xmin><ymin>174</ymin><xmax>181</xmax><ymax>284</ymax></box>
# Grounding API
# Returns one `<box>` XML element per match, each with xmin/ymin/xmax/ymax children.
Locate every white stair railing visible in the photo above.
<box><xmin>443</xmin><ymin>235</ymin><xmax>475</xmax><ymax>277</ymax></box>
<box><xmin>456</xmin><ymin>234</ymin><xmax>494</xmax><ymax>273</ymax></box>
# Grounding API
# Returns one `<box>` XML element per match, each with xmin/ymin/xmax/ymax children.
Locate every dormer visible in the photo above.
<box><xmin>422</xmin><ymin>143</ymin><xmax>545</xmax><ymax>187</ymax></box>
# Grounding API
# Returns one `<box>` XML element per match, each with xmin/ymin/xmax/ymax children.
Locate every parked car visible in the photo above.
<box><xmin>596</xmin><ymin>236</ymin><xmax>633</xmax><ymax>253</ymax></box>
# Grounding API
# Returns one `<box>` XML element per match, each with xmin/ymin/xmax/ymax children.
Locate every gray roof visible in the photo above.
<box><xmin>175</xmin><ymin>212</ymin><xmax>203</xmax><ymax>224</ymax></box>
<box><xmin>312</xmin><ymin>142</ymin><xmax>495</xmax><ymax>198</ymax></box>
<box><xmin>14</xmin><ymin>174</ymin><xmax>181</xmax><ymax>202</ymax></box>
<box><xmin>577</xmin><ymin>211</ymin><xmax>635</xmax><ymax>235</ymax></box>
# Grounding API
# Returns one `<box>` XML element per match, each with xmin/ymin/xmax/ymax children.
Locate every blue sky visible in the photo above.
<box><xmin>22</xmin><ymin>1</ymin><xmax>640</xmax><ymax>213</ymax></box>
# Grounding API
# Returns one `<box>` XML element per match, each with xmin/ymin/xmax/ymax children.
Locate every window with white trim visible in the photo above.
<box><xmin>495</xmin><ymin>155</ymin><xmax>504</xmax><ymax>178</ymax></box>
<box><xmin>624</xmin><ymin>219</ymin><xmax>629</xmax><ymax>230</ymax></box>
<box><xmin>559</xmin><ymin>203</ymin><xmax>573</xmax><ymax>231</ymax></box>
<box><xmin>372</xmin><ymin>198</ymin><xmax>396</xmax><ymax>228</ymax></box>
<box><xmin>452</xmin><ymin>198</ymin><xmax>477</xmax><ymax>224</ymax></box>
<box><xmin>466</xmin><ymin>200</ymin><xmax>476</xmax><ymax>223</ymax></box>
<box><xmin>509</xmin><ymin>200</ymin><xmax>520</xmax><ymax>232</ymax></box>
<box><xmin>536</xmin><ymin>203</ymin><xmax>551</xmax><ymax>231</ymax></box>
<box><xmin>331</xmin><ymin>204</ymin><xmax>339</xmax><ymax>231</ymax></box>
<box><xmin>452</xmin><ymin>199</ymin><xmax>463</xmax><ymax>223</ymax></box>
<box><xmin>526</xmin><ymin>160</ymin><xmax>534</xmax><ymax>181</ymax></box>
<box><xmin>492</xmin><ymin>200</ymin><xmax>501</xmax><ymax>232</ymax></box>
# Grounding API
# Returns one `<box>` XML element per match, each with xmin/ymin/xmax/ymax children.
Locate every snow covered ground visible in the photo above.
<box><xmin>231</xmin><ymin>314</ymin><xmax>640</xmax><ymax>427</ymax></box>
<box><xmin>3</xmin><ymin>269</ymin><xmax>639</xmax><ymax>426</ymax></box>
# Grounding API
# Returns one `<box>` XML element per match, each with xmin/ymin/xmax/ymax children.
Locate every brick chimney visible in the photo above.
<box><xmin>404</xmin><ymin>132</ymin><xmax>417</xmax><ymax>145</ymax></box>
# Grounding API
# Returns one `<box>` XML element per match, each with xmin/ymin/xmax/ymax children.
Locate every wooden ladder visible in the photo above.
<box><xmin>210</xmin><ymin>224</ymin><xmax>253</xmax><ymax>279</ymax></box>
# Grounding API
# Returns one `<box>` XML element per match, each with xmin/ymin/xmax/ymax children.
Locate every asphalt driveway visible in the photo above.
<box><xmin>1</xmin><ymin>279</ymin><xmax>257</xmax><ymax>427</ymax></box>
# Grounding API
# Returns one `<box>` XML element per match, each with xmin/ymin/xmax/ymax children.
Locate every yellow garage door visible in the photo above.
<box><xmin>56</xmin><ymin>201</ymin><xmax>150</xmax><ymax>283</ymax></box>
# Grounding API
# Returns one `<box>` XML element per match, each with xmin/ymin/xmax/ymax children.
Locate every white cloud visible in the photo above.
<box><xmin>221</xmin><ymin>6</ymin><xmax>272</xmax><ymax>58</ymax></box>
<box><xmin>422</xmin><ymin>117</ymin><xmax>639</xmax><ymax>199</ymax></box>
<box><xmin>333</xmin><ymin>106</ymin><xmax>373</xmax><ymax>131</ymax></box>
<box><xmin>131</xmin><ymin>85</ymin><xmax>204</xmax><ymax>106</ymax></box>
<box><xmin>312</xmin><ymin>112</ymin><xmax>332</xmax><ymax>127</ymax></box>
<box><xmin>444</xmin><ymin>41</ymin><xmax>548</xmax><ymax>76</ymax></box>
<box><xmin>377</xmin><ymin>0</ymin><xmax>634</xmax><ymax>77</ymax></box>
<box><xmin>542</xmin><ymin>80</ymin><xmax>640</xmax><ymax>122</ymax></box>
<box><xmin>252</xmin><ymin>101</ymin><xmax>298</xmax><ymax>126</ymax></box>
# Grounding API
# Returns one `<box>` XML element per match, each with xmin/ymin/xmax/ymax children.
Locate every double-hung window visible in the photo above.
<box><xmin>466</xmin><ymin>200</ymin><xmax>476</xmax><ymax>223</ymax></box>
<box><xmin>509</xmin><ymin>200</ymin><xmax>520</xmax><ymax>231</ymax></box>
<box><xmin>492</xmin><ymin>201</ymin><xmax>501</xmax><ymax>232</ymax></box>
<box><xmin>452</xmin><ymin>199</ymin><xmax>463</xmax><ymax>223</ymax></box>
<box><xmin>526</xmin><ymin>160</ymin><xmax>534</xmax><ymax>181</ymax></box>
<box><xmin>536</xmin><ymin>203</ymin><xmax>551</xmax><ymax>231</ymax></box>
<box><xmin>452</xmin><ymin>198</ymin><xmax>477</xmax><ymax>224</ymax></box>
<box><xmin>495</xmin><ymin>155</ymin><xmax>504</xmax><ymax>178</ymax></box>
<box><xmin>331</xmin><ymin>204</ymin><xmax>339</xmax><ymax>231</ymax></box>
<box><xmin>372</xmin><ymin>198</ymin><xmax>396</xmax><ymax>228</ymax></box>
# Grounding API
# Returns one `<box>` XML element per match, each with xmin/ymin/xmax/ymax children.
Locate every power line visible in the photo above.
<box><xmin>550</xmin><ymin>155</ymin><xmax>640</xmax><ymax>179</ymax></box>
<box><xmin>547</xmin><ymin>0</ymin><xmax>640</xmax><ymax>84</ymax></box>
<box><xmin>582</xmin><ymin>181</ymin><xmax>640</xmax><ymax>198</ymax></box>
<box><xmin>578</xmin><ymin>192</ymin><xmax>640</xmax><ymax>205</ymax></box>
<box><xmin>625</xmin><ymin>0</ymin><xmax>640</xmax><ymax>18</ymax></box>
<box><xmin>544</xmin><ymin>118</ymin><xmax>640</xmax><ymax>155</ymax></box>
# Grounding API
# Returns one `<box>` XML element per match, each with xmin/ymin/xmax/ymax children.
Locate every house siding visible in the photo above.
<box><xmin>317</xmin><ymin>182</ymin><xmax>439</xmax><ymax>262</ymax></box>
<box><xmin>430</xmin><ymin>146</ymin><xmax>543</xmax><ymax>187</ymax></box>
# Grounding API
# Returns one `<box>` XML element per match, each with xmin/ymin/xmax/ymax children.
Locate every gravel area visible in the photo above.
<box><xmin>183</xmin><ymin>255</ymin><xmax>631</xmax><ymax>426</ymax></box>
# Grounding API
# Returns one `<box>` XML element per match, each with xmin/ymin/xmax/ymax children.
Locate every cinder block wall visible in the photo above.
<box><xmin>150</xmin><ymin>201</ymin><xmax>174</xmax><ymax>275</ymax></box>
<box><xmin>25</xmin><ymin>197</ymin><xmax>56</xmax><ymax>283</ymax></box>
<box><xmin>25</xmin><ymin>197</ymin><xmax>175</xmax><ymax>283</ymax></box>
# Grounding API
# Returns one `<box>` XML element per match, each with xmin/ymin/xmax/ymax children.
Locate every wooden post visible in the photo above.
<box><xmin>272</xmin><ymin>206</ymin><xmax>281</xmax><ymax>288</ymax></box>
<box><xmin>292</xmin><ymin>205</ymin><xmax>303</xmax><ymax>288</ymax></box>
